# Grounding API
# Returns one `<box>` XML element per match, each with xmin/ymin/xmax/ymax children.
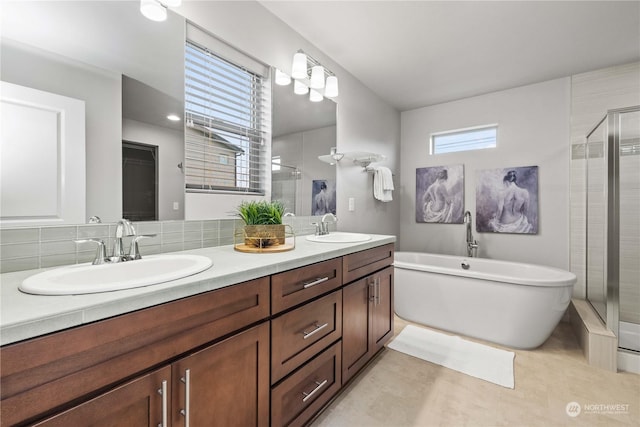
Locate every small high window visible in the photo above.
<box><xmin>430</xmin><ymin>125</ymin><xmax>497</xmax><ymax>154</ymax></box>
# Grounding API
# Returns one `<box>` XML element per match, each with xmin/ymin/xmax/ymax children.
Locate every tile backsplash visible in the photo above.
<box><xmin>0</xmin><ymin>216</ymin><xmax>324</xmax><ymax>274</ymax></box>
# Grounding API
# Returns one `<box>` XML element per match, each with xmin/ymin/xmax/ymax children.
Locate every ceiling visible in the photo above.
<box><xmin>260</xmin><ymin>1</ymin><xmax>640</xmax><ymax>111</ymax></box>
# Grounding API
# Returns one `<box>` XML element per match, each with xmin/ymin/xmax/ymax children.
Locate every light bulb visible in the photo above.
<box><xmin>294</xmin><ymin>80</ymin><xmax>308</xmax><ymax>95</ymax></box>
<box><xmin>324</xmin><ymin>75</ymin><xmax>339</xmax><ymax>98</ymax></box>
<box><xmin>310</xmin><ymin>65</ymin><xmax>325</xmax><ymax>89</ymax></box>
<box><xmin>309</xmin><ymin>89</ymin><xmax>323</xmax><ymax>102</ymax></box>
<box><xmin>140</xmin><ymin>0</ymin><xmax>167</xmax><ymax>21</ymax></box>
<box><xmin>291</xmin><ymin>52</ymin><xmax>308</xmax><ymax>79</ymax></box>
<box><xmin>275</xmin><ymin>69</ymin><xmax>291</xmax><ymax>86</ymax></box>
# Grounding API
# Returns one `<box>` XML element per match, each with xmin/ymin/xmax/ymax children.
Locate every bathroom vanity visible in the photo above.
<box><xmin>0</xmin><ymin>236</ymin><xmax>395</xmax><ymax>426</ymax></box>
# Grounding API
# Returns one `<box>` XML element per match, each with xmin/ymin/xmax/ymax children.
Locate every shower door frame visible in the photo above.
<box><xmin>585</xmin><ymin>105</ymin><xmax>640</xmax><ymax>341</ymax></box>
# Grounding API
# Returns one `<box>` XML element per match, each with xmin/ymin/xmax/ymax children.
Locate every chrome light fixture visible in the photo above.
<box><xmin>289</xmin><ymin>49</ymin><xmax>338</xmax><ymax>101</ymax></box>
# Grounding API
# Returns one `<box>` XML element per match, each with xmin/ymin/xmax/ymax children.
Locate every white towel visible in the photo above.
<box><xmin>373</xmin><ymin>166</ymin><xmax>394</xmax><ymax>202</ymax></box>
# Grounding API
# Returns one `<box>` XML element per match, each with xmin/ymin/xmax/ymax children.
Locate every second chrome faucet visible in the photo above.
<box><xmin>463</xmin><ymin>211</ymin><xmax>479</xmax><ymax>257</ymax></box>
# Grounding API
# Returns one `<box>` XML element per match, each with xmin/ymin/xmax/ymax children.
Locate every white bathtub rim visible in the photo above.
<box><xmin>393</xmin><ymin>252</ymin><xmax>576</xmax><ymax>288</ymax></box>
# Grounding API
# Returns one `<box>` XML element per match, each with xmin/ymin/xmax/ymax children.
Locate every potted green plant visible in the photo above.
<box><xmin>236</xmin><ymin>200</ymin><xmax>286</xmax><ymax>248</ymax></box>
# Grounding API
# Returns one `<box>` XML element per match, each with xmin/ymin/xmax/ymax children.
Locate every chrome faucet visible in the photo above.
<box><xmin>319</xmin><ymin>213</ymin><xmax>337</xmax><ymax>235</ymax></box>
<box><xmin>111</xmin><ymin>219</ymin><xmax>136</xmax><ymax>262</ymax></box>
<box><xmin>463</xmin><ymin>211</ymin><xmax>479</xmax><ymax>257</ymax></box>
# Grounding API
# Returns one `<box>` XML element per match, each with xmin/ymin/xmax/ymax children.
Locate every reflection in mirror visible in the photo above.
<box><xmin>122</xmin><ymin>76</ymin><xmax>185</xmax><ymax>221</ymax></box>
<box><xmin>272</xmin><ymin>76</ymin><xmax>337</xmax><ymax>215</ymax></box>
<box><xmin>1</xmin><ymin>1</ymin><xmax>185</xmax><ymax>225</ymax></box>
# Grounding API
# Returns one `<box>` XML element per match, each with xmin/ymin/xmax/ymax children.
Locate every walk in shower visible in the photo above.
<box><xmin>584</xmin><ymin>106</ymin><xmax>640</xmax><ymax>353</ymax></box>
<box><xmin>271</xmin><ymin>162</ymin><xmax>301</xmax><ymax>215</ymax></box>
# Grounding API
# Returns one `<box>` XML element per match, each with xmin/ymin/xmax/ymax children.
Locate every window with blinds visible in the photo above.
<box><xmin>184</xmin><ymin>27</ymin><xmax>269</xmax><ymax>194</ymax></box>
<box><xmin>430</xmin><ymin>125</ymin><xmax>497</xmax><ymax>154</ymax></box>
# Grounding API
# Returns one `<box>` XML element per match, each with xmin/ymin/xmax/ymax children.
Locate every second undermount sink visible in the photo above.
<box><xmin>19</xmin><ymin>254</ymin><xmax>213</xmax><ymax>295</ymax></box>
<box><xmin>306</xmin><ymin>232</ymin><xmax>372</xmax><ymax>243</ymax></box>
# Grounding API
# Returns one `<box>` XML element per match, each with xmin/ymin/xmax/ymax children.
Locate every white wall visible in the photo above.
<box><xmin>400</xmin><ymin>78</ymin><xmax>571</xmax><ymax>269</ymax></box>
<box><xmin>178</xmin><ymin>1</ymin><xmax>401</xmax><ymax>235</ymax></box>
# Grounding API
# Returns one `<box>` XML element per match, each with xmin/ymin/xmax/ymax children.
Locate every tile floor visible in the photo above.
<box><xmin>311</xmin><ymin>317</ymin><xmax>640</xmax><ymax>427</ymax></box>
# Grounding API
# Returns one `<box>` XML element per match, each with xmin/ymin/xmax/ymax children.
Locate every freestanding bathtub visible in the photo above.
<box><xmin>394</xmin><ymin>252</ymin><xmax>576</xmax><ymax>349</ymax></box>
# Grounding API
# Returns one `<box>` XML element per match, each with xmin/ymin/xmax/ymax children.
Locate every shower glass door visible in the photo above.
<box><xmin>618</xmin><ymin>108</ymin><xmax>640</xmax><ymax>351</ymax></box>
<box><xmin>585</xmin><ymin>118</ymin><xmax>607</xmax><ymax>322</ymax></box>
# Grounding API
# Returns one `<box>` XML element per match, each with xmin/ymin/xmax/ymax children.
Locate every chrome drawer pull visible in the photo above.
<box><xmin>302</xmin><ymin>379</ymin><xmax>328</xmax><ymax>402</ymax></box>
<box><xmin>180</xmin><ymin>369</ymin><xmax>191</xmax><ymax>427</ymax></box>
<box><xmin>302</xmin><ymin>276</ymin><xmax>329</xmax><ymax>289</ymax></box>
<box><xmin>157</xmin><ymin>380</ymin><xmax>168</xmax><ymax>427</ymax></box>
<box><xmin>302</xmin><ymin>322</ymin><xmax>328</xmax><ymax>339</ymax></box>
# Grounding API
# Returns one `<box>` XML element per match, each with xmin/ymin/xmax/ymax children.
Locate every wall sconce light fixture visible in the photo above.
<box><xmin>276</xmin><ymin>49</ymin><xmax>339</xmax><ymax>102</ymax></box>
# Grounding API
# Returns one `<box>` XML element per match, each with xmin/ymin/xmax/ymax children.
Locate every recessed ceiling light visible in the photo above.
<box><xmin>167</xmin><ymin>114</ymin><xmax>180</xmax><ymax>121</ymax></box>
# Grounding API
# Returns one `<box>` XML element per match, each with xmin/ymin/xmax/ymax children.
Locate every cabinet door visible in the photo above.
<box><xmin>33</xmin><ymin>366</ymin><xmax>170</xmax><ymax>427</ymax></box>
<box><xmin>342</xmin><ymin>267</ymin><xmax>394</xmax><ymax>384</ymax></box>
<box><xmin>341</xmin><ymin>276</ymin><xmax>372</xmax><ymax>384</ymax></box>
<box><xmin>372</xmin><ymin>266</ymin><xmax>394</xmax><ymax>352</ymax></box>
<box><xmin>172</xmin><ymin>322</ymin><xmax>269</xmax><ymax>427</ymax></box>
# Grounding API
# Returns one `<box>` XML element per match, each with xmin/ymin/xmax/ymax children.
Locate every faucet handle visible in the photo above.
<box><xmin>310</xmin><ymin>222</ymin><xmax>320</xmax><ymax>235</ymax></box>
<box><xmin>74</xmin><ymin>239</ymin><xmax>108</xmax><ymax>265</ymax></box>
<box><xmin>128</xmin><ymin>234</ymin><xmax>157</xmax><ymax>260</ymax></box>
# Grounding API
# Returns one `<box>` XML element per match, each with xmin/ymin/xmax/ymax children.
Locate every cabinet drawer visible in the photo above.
<box><xmin>342</xmin><ymin>243</ymin><xmax>394</xmax><ymax>284</ymax></box>
<box><xmin>1</xmin><ymin>277</ymin><xmax>270</xmax><ymax>426</ymax></box>
<box><xmin>271</xmin><ymin>290</ymin><xmax>342</xmax><ymax>383</ymax></box>
<box><xmin>271</xmin><ymin>341</ymin><xmax>342</xmax><ymax>427</ymax></box>
<box><xmin>271</xmin><ymin>257</ymin><xmax>342</xmax><ymax>314</ymax></box>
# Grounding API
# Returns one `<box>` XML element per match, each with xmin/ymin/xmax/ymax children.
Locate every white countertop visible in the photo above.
<box><xmin>1</xmin><ymin>234</ymin><xmax>395</xmax><ymax>346</ymax></box>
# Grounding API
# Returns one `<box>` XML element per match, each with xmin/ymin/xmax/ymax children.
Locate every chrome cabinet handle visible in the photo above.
<box><xmin>180</xmin><ymin>369</ymin><xmax>191</xmax><ymax>427</ymax></box>
<box><xmin>375</xmin><ymin>277</ymin><xmax>381</xmax><ymax>306</ymax></box>
<box><xmin>302</xmin><ymin>379</ymin><xmax>328</xmax><ymax>402</ymax></box>
<box><xmin>302</xmin><ymin>276</ymin><xmax>329</xmax><ymax>289</ymax></box>
<box><xmin>368</xmin><ymin>278</ymin><xmax>375</xmax><ymax>302</ymax></box>
<box><xmin>157</xmin><ymin>380</ymin><xmax>168</xmax><ymax>427</ymax></box>
<box><xmin>302</xmin><ymin>322</ymin><xmax>328</xmax><ymax>339</ymax></box>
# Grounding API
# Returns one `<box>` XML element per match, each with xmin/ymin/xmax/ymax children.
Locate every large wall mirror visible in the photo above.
<box><xmin>0</xmin><ymin>1</ymin><xmax>336</xmax><ymax>227</ymax></box>
<box><xmin>272</xmin><ymin>80</ymin><xmax>337</xmax><ymax>216</ymax></box>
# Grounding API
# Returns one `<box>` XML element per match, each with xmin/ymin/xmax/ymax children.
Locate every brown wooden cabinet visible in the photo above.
<box><xmin>271</xmin><ymin>341</ymin><xmax>342</xmax><ymax>427</ymax></box>
<box><xmin>32</xmin><ymin>366</ymin><xmax>171</xmax><ymax>427</ymax></box>
<box><xmin>271</xmin><ymin>290</ymin><xmax>342</xmax><ymax>383</ymax></box>
<box><xmin>342</xmin><ymin>266</ymin><xmax>394</xmax><ymax>384</ymax></box>
<box><xmin>172</xmin><ymin>322</ymin><xmax>270</xmax><ymax>427</ymax></box>
<box><xmin>33</xmin><ymin>323</ymin><xmax>270</xmax><ymax>427</ymax></box>
<box><xmin>2</xmin><ymin>241</ymin><xmax>395</xmax><ymax>426</ymax></box>
<box><xmin>1</xmin><ymin>277</ymin><xmax>270</xmax><ymax>426</ymax></box>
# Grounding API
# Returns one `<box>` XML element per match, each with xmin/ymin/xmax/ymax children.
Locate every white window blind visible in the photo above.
<box><xmin>184</xmin><ymin>25</ymin><xmax>270</xmax><ymax>194</ymax></box>
<box><xmin>431</xmin><ymin>125</ymin><xmax>497</xmax><ymax>154</ymax></box>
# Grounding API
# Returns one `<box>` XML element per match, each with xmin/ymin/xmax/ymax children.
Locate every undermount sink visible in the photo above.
<box><xmin>306</xmin><ymin>232</ymin><xmax>372</xmax><ymax>243</ymax></box>
<box><xmin>19</xmin><ymin>254</ymin><xmax>213</xmax><ymax>295</ymax></box>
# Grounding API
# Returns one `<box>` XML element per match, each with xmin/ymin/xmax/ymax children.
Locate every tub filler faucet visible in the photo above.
<box><xmin>463</xmin><ymin>211</ymin><xmax>479</xmax><ymax>257</ymax></box>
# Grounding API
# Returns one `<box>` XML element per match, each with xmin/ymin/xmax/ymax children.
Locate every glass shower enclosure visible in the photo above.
<box><xmin>585</xmin><ymin>106</ymin><xmax>640</xmax><ymax>353</ymax></box>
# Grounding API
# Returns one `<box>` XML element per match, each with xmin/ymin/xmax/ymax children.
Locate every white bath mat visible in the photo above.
<box><xmin>387</xmin><ymin>325</ymin><xmax>515</xmax><ymax>389</ymax></box>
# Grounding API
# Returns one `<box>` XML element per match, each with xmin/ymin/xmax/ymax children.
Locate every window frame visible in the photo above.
<box><xmin>184</xmin><ymin>24</ymin><xmax>270</xmax><ymax>195</ymax></box>
<box><xmin>430</xmin><ymin>124</ymin><xmax>498</xmax><ymax>155</ymax></box>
